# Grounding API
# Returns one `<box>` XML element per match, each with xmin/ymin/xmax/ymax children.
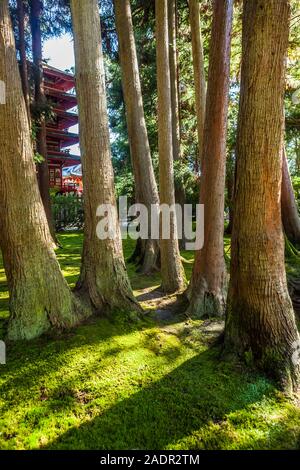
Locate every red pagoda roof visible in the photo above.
<box><xmin>46</xmin><ymin>129</ymin><xmax>79</xmax><ymax>148</ymax></box>
<box><xmin>48</xmin><ymin>150</ymin><xmax>81</xmax><ymax>167</ymax></box>
<box><xmin>43</xmin><ymin>64</ymin><xmax>75</xmax><ymax>93</ymax></box>
<box><xmin>45</xmin><ymin>87</ymin><xmax>77</xmax><ymax>111</ymax></box>
<box><xmin>40</xmin><ymin>64</ymin><xmax>81</xmax><ymax>174</ymax></box>
<box><xmin>48</xmin><ymin>109</ymin><xmax>78</xmax><ymax>131</ymax></box>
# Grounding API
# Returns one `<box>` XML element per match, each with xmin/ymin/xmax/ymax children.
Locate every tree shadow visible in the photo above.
<box><xmin>43</xmin><ymin>347</ymin><xmax>274</xmax><ymax>450</ymax></box>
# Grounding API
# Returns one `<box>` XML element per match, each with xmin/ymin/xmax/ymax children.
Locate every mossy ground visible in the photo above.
<box><xmin>0</xmin><ymin>233</ymin><xmax>299</xmax><ymax>450</ymax></box>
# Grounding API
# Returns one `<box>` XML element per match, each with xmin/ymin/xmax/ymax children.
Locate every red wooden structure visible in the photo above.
<box><xmin>43</xmin><ymin>64</ymin><xmax>81</xmax><ymax>191</ymax></box>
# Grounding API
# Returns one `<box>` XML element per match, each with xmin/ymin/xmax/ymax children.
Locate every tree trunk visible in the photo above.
<box><xmin>16</xmin><ymin>0</ymin><xmax>30</xmax><ymax>121</ymax></box>
<box><xmin>281</xmin><ymin>148</ymin><xmax>300</xmax><ymax>245</ymax></box>
<box><xmin>168</xmin><ymin>0</ymin><xmax>181</xmax><ymax>162</ymax></box>
<box><xmin>225</xmin><ymin>152</ymin><xmax>235</xmax><ymax>235</ymax></box>
<box><xmin>114</xmin><ymin>0</ymin><xmax>160</xmax><ymax>274</ymax></box>
<box><xmin>0</xmin><ymin>0</ymin><xmax>87</xmax><ymax>341</ymax></box>
<box><xmin>186</xmin><ymin>0</ymin><xmax>233</xmax><ymax>317</ymax></box>
<box><xmin>189</xmin><ymin>0</ymin><xmax>206</xmax><ymax>167</ymax></box>
<box><xmin>168</xmin><ymin>0</ymin><xmax>186</xmax><ymax>250</ymax></box>
<box><xmin>29</xmin><ymin>0</ymin><xmax>56</xmax><ymax>243</ymax></box>
<box><xmin>156</xmin><ymin>0</ymin><xmax>185</xmax><ymax>293</ymax></box>
<box><xmin>70</xmin><ymin>0</ymin><xmax>140</xmax><ymax>313</ymax></box>
<box><xmin>225</xmin><ymin>0</ymin><xmax>300</xmax><ymax>392</ymax></box>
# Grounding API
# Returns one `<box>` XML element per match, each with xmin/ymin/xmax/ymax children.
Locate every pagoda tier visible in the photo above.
<box><xmin>48</xmin><ymin>150</ymin><xmax>81</xmax><ymax>166</ymax></box>
<box><xmin>42</xmin><ymin>64</ymin><xmax>80</xmax><ymax>189</ymax></box>
<box><xmin>48</xmin><ymin>109</ymin><xmax>78</xmax><ymax>130</ymax></box>
<box><xmin>45</xmin><ymin>87</ymin><xmax>77</xmax><ymax>111</ymax></box>
<box><xmin>43</xmin><ymin>65</ymin><xmax>75</xmax><ymax>93</ymax></box>
<box><xmin>46</xmin><ymin>129</ymin><xmax>79</xmax><ymax>149</ymax></box>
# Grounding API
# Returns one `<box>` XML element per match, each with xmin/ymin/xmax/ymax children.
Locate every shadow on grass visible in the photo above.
<box><xmin>43</xmin><ymin>346</ymin><xmax>274</xmax><ymax>450</ymax></box>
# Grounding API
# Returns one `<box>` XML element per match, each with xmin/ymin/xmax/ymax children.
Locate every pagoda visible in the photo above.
<box><xmin>43</xmin><ymin>64</ymin><xmax>80</xmax><ymax>190</ymax></box>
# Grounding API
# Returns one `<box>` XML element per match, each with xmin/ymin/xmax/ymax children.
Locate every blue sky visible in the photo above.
<box><xmin>44</xmin><ymin>34</ymin><xmax>74</xmax><ymax>71</ymax></box>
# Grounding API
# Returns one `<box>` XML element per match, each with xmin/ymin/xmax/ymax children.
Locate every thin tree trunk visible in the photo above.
<box><xmin>0</xmin><ymin>0</ymin><xmax>88</xmax><ymax>340</ymax></box>
<box><xmin>225</xmin><ymin>0</ymin><xmax>300</xmax><ymax>392</ymax></box>
<box><xmin>156</xmin><ymin>0</ymin><xmax>185</xmax><ymax>293</ymax></box>
<box><xmin>70</xmin><ymin>0</ymin><xmax>140</xmax><ymax>313</ymax></box>
<box><xmin>16</xmin><ymin>0</ymin><xmax>30</xmax><ymax>121</ymax></box>
<box><xmin>225</xmin><ymin>152</ymin><xmax>235</xmax><ymax>235</ymax></box>
<box><xmin>114</xmin><ymin>0</ymin><xmax>160</xmax><ymax>274</ymax></box>
<box><xmin>189</xmin><ymin>0</ymin><xmax>206</xmax><ymax>168</ymax></box>
<box><xmin>168</xmin><ymin>0</ymin><xmax>181</xmax><ymax>162</ymax></box>
<box><xmin>29</xmin><ymin>0</ymin><xmax>56</xmax><ymax>243</ymax></box>
<box><xmin>168</xmin><ymin>0</ymin><xmax>186</xmax><ymax>250</ymax></box>
<box><xmin>186</xmin><ymin>0</ymin><xmax>233</xmax><ymax>317</ymax></box>
<box><xmin>281</xmin><ymin>148</ymin><xmax>300</xmax><ymax>245</ymax></box>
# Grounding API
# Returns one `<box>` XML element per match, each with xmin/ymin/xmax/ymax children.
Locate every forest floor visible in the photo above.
<box><xmin>0</xmin><ymin>233</ymin><xmax>299</xmax><ymax>450</ymax></box>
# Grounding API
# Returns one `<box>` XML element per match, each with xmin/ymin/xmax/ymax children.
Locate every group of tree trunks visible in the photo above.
<box><xmin>70</xmin><ymin>0</ymin><xmax>139</xmax><ymax>314</ymax></box>
<box><xmin>0</xmin><ymin>0</ymin><xmax>299</xmax><ymax>391</ymax></box>
<box><xmin>0</xmin><ymin>0</ymin><xmax>88</xmax><ymax>340</ymax></box>
<box><xmin>114</xmin><ymin>0</ymin><xmax>160</xmax><ymax>274</ymax></box>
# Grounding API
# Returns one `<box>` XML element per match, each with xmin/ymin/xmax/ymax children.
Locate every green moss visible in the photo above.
<box><xmin>0</xmin><ymin>232</ymin><xmax>299</xmax><ymax>450</ymax></box>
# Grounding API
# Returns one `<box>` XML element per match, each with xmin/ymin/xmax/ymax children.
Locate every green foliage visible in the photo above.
<box><xmin>292</xmin><ymin>175</ymin><xmax>300</xmax><ymax>203</ymax></box>
<box><xmin>114</xmin><ymin>171</ymin><xmax>135</xmax><ymax>205</ymax></box>
<box><xmin>173</xmin><ymin>160</ymin><xmax>199</xmax><ymax>205</ymax></box>
<box><xmin>51</xmin><ymin>194</ymin><xmax>84</xmax><ymax>232</ymax></box>
<box><xmin>30</xmin><ymin>99</ymin><xmax>56</xmax><ymax>125</ymax></box>
<box><xmin>33</xmin><ymin>152</ymin><xmax>45</xmax><ymax>164</ymax></box>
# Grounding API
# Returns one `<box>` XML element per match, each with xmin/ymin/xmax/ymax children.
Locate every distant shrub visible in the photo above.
<box><xmin>51</xmin><ymin>194</ymin><xmax>84</xmax><ymax>232</ymax></box>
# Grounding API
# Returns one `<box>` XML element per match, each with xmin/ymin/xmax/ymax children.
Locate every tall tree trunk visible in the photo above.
<box><xmin>0</xmin><ymin>0</ymin><xmax>87</xmax><ymax>341</ymax></box>
<box><xmin>281</xmin><ymin>148</ymin><xmax>300</xmax><ymax>245</ymax></box>
<box><xmin>168</xmin><ymin>0</ymin><xmax>181</xmax><ymax>162</ymax></box>
<box><xmin>29</xmin><ymin>0</ymin><xmax>56</xmax><ymax>243</ymax></box>
<box><xmin>114</xmin><ymin>0</ymin><xmax>160</xmax><ymax>274</ymax></box>
<box><xmin>225</xmin><ymin>0</ymin><xmax>300</xmax><ymax>392</ymax></box>
<box><xmin>70</xmin><ymin>0</ymin><xmax>140</xmax><ymax>313</ymax></box>
<box><xmin>186</xmin><ymin>0</ymin><xmax>233</xmax><ymax>317</ymax></box>
<box><xmin>189</xmin><ymin>0</ymin><xmax>206</xmax><ymax>168</ymax></box>
<box><xmin>16</xmin><ymin>0</ymin><xmax>30</xmax><ymax>121</ymax></box>
<box><xmin>156</xmin><ymin>0</ymin><xmax>185</xmax><ymax>293</ymax></box>
<box><xmin>168</xmin><ymin>0</ymin><xmax>186</xmax><ymax>250</ymax></box>
<box><xmin>225</xmin><ymin>151</ymin><xmax>235</xmax><ymax>235</ymax></box>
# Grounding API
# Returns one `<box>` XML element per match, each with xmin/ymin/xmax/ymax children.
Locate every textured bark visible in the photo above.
<box><xmin>225</xmin><ymin>152</ymin><xmax>235</xmax><ymax>235</ymax></box>
<box><xmin>168</xmin><ymin>0</ymin><xmax>181</xmax><ymax>162</ymax></box>
<box><xmin>114</xmin><ymin>0</ymin><xmax>160</xmax><ymax>274</ymax></box>
<box><xmin>281</xmin><ymin>148</ymin><xmax>300</xmax><ymax>245</ymax></box>
<box><xmin>29</xmin><ymin>0</ymin><xmax>56</xmax><ymax>243</ymax></box>
<box><xmin>225</xmin><ymin>0</ymin><xmax>300</xmax><ymax>392</ymax></box>
<box><xmin>186</xmin><ymin>0</ymin><xmax>233</xmax><ymax>317</ymax></box>
<box><xmin>0</xmin><ymin>0</ymin><xmax>87</xmax><ymax>341</ymax></box>
<box><xmin>168</xmin><ymin>0</ymin><xmax>186</xmax><ymax>250</ymax></box>
<box><xmin>189</xmin><ymin>0</ymin><xmax>206</xmax><ymax>167</ymax></box>
<box><xmin>156</xmin><ymin>0</ymin><xmax>185</xmax><ymax>293</ymax></box>
<box><xmin>16</xmin><ymin>0</ymin><xmax>30</xmax><ymax>121</ymax></box>
<box><xmin>70</xmin><ymin>0</ymin><xmax>140</xmax><ymax>313</ymax></box>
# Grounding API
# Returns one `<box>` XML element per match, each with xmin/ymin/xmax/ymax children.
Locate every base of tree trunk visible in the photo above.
<box><xmin>185</xmin><ymin>279</ymin><xmax>227</xmax><ymax>318</ymax></box>
<box><xmin>7</xmin><ymin>275</ymin><xmax>90</xmax><ymax>341</ymax></box>
<box><xmin>224</xmin><ymin>304</ymin><xmax>300</xmax><ymax>393</ymax></box>
<box><xmin>128</xmin><ymin>239</ymin><xmax>160</xmax><ymax>275</ymax></box>
<box><xmin>75</xmin><ymin>257</ymin><xmax>142</xmax><ymax>316</ymax></box>
<box><xmin>160</xmin><ymin>270</ymin><xmax>186</xmax><ymax>295</ymax></box>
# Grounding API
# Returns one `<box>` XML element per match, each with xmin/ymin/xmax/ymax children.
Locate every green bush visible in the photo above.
<box><xmin>51</xmin><ymin>194</ymin><xmax>84</xmax><ymax>231</ymax></box>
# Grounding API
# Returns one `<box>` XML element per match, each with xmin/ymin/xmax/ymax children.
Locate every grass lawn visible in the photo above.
<box><xmin>0</xmin><ymin>232</ymin><xmax>299</xmax><ymax>450</ymax></box>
